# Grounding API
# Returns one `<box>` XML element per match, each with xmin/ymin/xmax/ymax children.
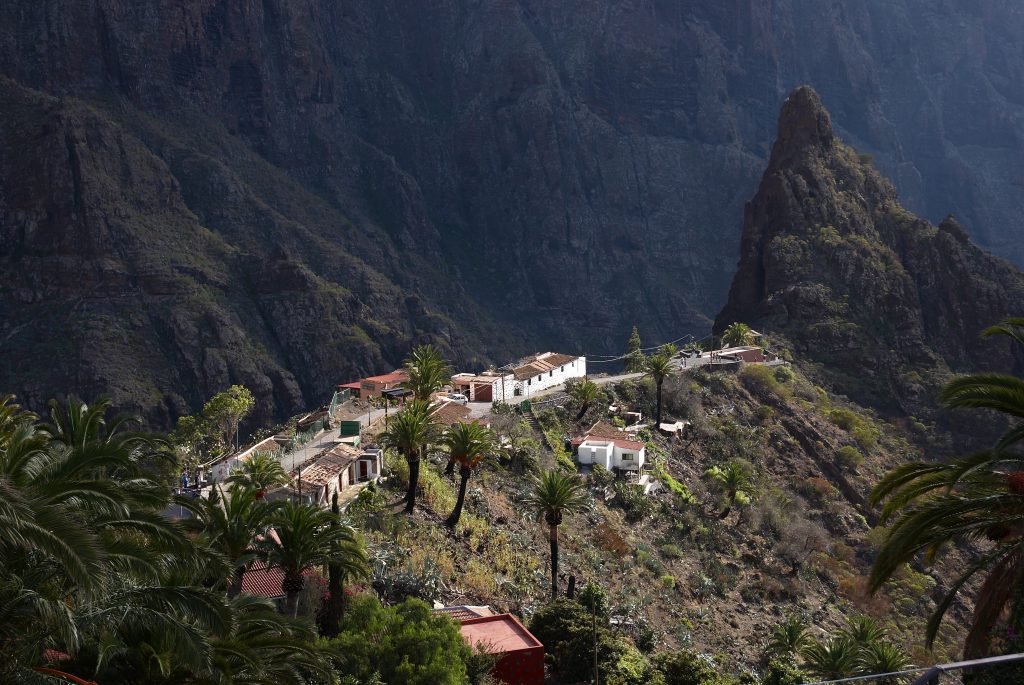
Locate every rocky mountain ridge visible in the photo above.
<box><xmin>715</xmin><ymin>86</ymin><xmax>1024</xmax><ymax>419</ymax></box>
<box><xmin>1</xmin><ymin>1</ymin><xmax>1023</xmax><ymax>423</ymax></box>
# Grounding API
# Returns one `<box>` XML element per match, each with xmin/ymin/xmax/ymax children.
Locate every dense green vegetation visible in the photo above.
<box><xmin>0</xmin><ymin>392</ymin><xmax>499</xmax><ymax>684</ymax></box>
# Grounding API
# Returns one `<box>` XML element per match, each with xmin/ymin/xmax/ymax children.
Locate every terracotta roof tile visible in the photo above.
<box><xmin>241</xmin><ymin>560</ymin><xmax>314</xmax><ymax>599</ymax></box>
<box><xmin>296</xmin><ymin>443</ymin><xmax>360</xmax><ymax>486</ymax></box>
<box><xmin>431</xmin><ymin>402</ymin><xmax>473</xmax><ymax>426</ymax></box>
<box><xmin>433</xmin><ymin>605</ymin><xmax>495</xmax><ymax>621</ymax></box>
<box><xmin>364</xmin><ymin>370</ymin><xmax>409</xmax><ymax>384</ymax></box>
<box><xmin>511</xmin><ymin>352</ymin><xmax>580</xmax><ymax>379</ymax></box>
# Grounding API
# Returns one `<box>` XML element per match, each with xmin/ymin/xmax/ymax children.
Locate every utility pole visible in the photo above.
<box><xmin>592</xmin><ymin>597</ymin><xmax>599</xmax><ymax>685</ymax></box>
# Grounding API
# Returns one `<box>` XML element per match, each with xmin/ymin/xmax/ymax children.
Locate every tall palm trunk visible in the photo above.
<box><xmin>575</xmin><ymin>402</ymin><xmax>590</xmax><ymax>422</ymax></box>
<box><xmin>655</xmin><ymin>379</ymin><xmax>664</xmax><ymax>426</ymax></box>
<box><xmin>444</xmin><ymin>456</ymin><xmax>456</xmax><ymax>477</ymax></box>
<box><xmin>548</xmin><ymin>523</ymin><xmax>560</xmax><ymax>600</ymax></box>
<box><xmin>719</xmin><ymin>490</ymin><xmax>737</xmax><ymax>520</ymax></box>
<box><xmin>405</xmin><ymin>457</ymin><xmax>420</xmax><ymax>514</ymax></box>
<box><xmin>325</xmin><ymin>494</ymin><xmax>345</xmax><ymax>637</ymax></box>
<box><xmin>446</xmin><ymin>466</ymin><xmax>472</xmax><ymax>528</ymax></box>
<box><xmin>282</xmin><ymin>569</ymin><xmax>304</xmax><ymax>618</ymax></box>
<box><xmin>228</xmin><ymin>565</ymin><xmax>245</xmax><ymax>598</ymax></box>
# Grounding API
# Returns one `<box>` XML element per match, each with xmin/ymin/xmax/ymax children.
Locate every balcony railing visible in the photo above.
<box><xmin>800</xmin><ymin>652</ymin><xmax>1024</xmax><ymax>685</ymax></box>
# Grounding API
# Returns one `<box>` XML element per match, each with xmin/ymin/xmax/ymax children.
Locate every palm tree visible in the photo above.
<box><xmin>442</xmin><ymin>422</ymin><xmax>495</xmax><ymax>528</ymax></box>
<box><xmin>0</xmin><ymin>395</ymin><xmax>199</xmax><ymax>679</ymax></box>
<box><xmin>522</xmin><ymin>470</ymin><xmax>591</xmax><ymax>599</ymax></box>
<box><xmin>722</xmin><ymin>322</ymin><xmax>754</xmax><ymax>348</ymax></box>
<box><xmin>568</xmin><ymin>378</ymin><xmax>602</xmax><ymax>422</ymax></box>
<box><xmin>226</xmin><ymin>450</ymin><xmax>291</xmax><ymax>498</ymax></box>
<box><xmin>324</xmin><ymin>492</ymin><xmax>351</xmax><ymax>638</ymax></box>
<box><xmin>379</xmin><ymin>400</ymin><xmax>436</xmax><ymax>514</ymax></box>
<box><xmin>209</xmin><ymin>594</ymin><xmax>335</xmax><ymax>683</ymax></box>
<box><xmin>859</xmin><ymin>641</ymin><xmax>912</xmax><ymax>684</ymax></box>
<box><xmin>659</xmin><ymin>342</ymin><xmax>679</xmax><ymax>358</ymax></box>
<box><xmin>800</xmin><ymin>636</ymin><xmax>863</xmax><ymax>681</ymax></box>
<box><xmin>262</xmin><ymin>500</ymin><xmax>369</xmax><ymax>617</ymax></box>
<box><xmin>766</xmin><ymin>615</ymin><xmax>810</xmax><ymax>657</ymax></box>
<box><xmin>75</xmin><ymin>589</ymin><xmax>332</xmax><ymax>685</ymax></box>
<box><xmin>180</xmin><ymin>483</ymin><xmax>279</xmax><ymax>597</ymax></box>
<box><xmin>404</xmin><ymin>344</ymin><xmax>451</xmax><ymax>401</ymax></box>
<box><xmin>841</xmin><ymin>615</ymin><xmax>888</xmax><ymax>648</ymax></box>
<box><xmin>704</xmin><ymin>462</ymin><xmax>751</xmax><ymax>519</ymax></box>
<box><xmin>645</xmin><ymin>352</ymin><xmax>675</xmax><ymax>427</ymax></box>
<box><xmin>869</xmin><ymin>318</ymin><xmax>1024</xmax><ymax>655</ymax></box>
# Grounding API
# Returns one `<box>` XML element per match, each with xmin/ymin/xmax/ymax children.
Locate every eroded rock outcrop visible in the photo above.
<box><xmin>715</xmin><ymin>86</ymin><xmax>1024</xmax><ymax>417</ymax></box>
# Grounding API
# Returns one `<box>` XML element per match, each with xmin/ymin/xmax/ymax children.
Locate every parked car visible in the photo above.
<box><xmin>447</xmin><ymin>393</ymin><xmax>469</xmax><ymax>405</ymax></box>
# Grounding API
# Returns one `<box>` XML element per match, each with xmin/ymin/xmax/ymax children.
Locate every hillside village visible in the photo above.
<box><xmin>162</xmin><ymin>324</ymin><xmax>974</xmax><ymax>685</ymax></box>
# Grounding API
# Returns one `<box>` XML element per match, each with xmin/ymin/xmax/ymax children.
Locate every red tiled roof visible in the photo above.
<box><xmin>242</xmin><ymin>560</ymin><xmax>286</xmax><ymax>599</ymax></box>
<box><xmin>578</xmin><ymin>435</ymin><xmax>646</xmax><ymax>451</ymax></box>
<box><xmin>541</xmin><ymin>353</ymin><xmax>577</xmax><ymax>367</ymax></box>
<box><xmin>610</xmin><ymin>437</ymin><xmax>645</xmax><ymax>451</ymax></box>
<box><xmin>297</xmin><ymin>443</ymin><xmax>360</xmax><ymax>487</ymax></box>
<box><xmin>586</xmin><ymin>421</ymin><xmax>621</xmax><ymax>439</ymax></box>
<box><xmin>241</xmin><ymin>560</ymin><xmax>314</xmax><ymax>599</ymax></box>
<box><xmin>460</xmin><ymin>614</ymin><xmax>543</xmax><ymax>653</ymax></box>
<box><xmin>364</xmin><ymin>370</ymin><xmax>409</xmax><ymax>384</ymax></box>
<box><xmin>433</xmin><ymin>605</ymin><xmax>496</xmax><ymax>621</ymax></box>
<box><xmin>431</xmin><ymin>402</ymin><xmax>473</xmax><ymax>426</ymax></box>
<box><xmin>338</xmin><ymin>382</ymin><xmax>362</xmax><ymax>389</ymax></box>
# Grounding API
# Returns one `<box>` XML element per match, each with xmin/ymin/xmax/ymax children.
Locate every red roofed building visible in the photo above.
<box><xmin>459</xmin><ymin>614</ymin><xmax>544</xmax><ymax>685</ymax></box>
<box><xmin>241</xmin><ymin>559</ymin><xmax>315</xmax><ymax>600</ymax></box>
<box><xmin>575</xmin><ymin>433</ymin><xmax>646</xmax><ymax>472</ymax></box>
<box><xmin>338</xmin><ymin>370</ymin><xmax>410</xmax><ymax>399</ymax></box>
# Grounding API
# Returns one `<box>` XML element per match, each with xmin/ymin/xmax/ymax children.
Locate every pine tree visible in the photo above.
<box><xmin>624</xmin><ymin>326</ymin><xmax>645</xmax><ymax>372</ymax></box>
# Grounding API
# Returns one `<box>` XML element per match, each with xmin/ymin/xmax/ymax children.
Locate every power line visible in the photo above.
<box><xmin>585</xmin><ymin>332</ymin><xmax>716</xmax><ymax>364</ymax></box>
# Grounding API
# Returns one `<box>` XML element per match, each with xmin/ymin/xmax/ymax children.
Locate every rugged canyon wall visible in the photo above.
<box><xmin>0</xmin><ymin>0</ymin><xmax>1022</xmax><ymax>422</ymax></box>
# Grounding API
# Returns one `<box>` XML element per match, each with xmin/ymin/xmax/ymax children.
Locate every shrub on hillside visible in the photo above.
<box><xmin>740</xmin><ymin>365</ymin><xmax>789</xmax><ymax>402</ymax></box>
<box><xmin>528</xmin><ymin>597</ymin><xmax>654</xmax><ymax>685</ymax></box>
<box><xmin>653</xmin><ymin>649</ymin><xmax>736</xmax><ymax>685</ymax></box>
<box><xmin>613</xmin><ymin>481</ymin><xmax>659</xmax><ymax>522</ymax></box>
<box><xmin>328</xmin><ymin>595</ymin><xmax>473</xmax><ymax>685</ymax></box>
<box><xmin>837</xmin><ymin>445</ymin><xmax>864</xmax><ymax>470</ymax></box>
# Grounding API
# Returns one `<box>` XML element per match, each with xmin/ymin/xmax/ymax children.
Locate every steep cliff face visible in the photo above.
<box><xmin>0</xmin><ymin>77</ymin><xmax>496</xmax><ymax>425</ymax></box>
<box><xmin>715</xmin><ymin>86</ymin><xmax>1024</xmax><ymax>416</ymax></box>
<box><xmin>1</xmin><ymin>1</ymin><xmax>1022</xmax><ymax>421</ymax></box>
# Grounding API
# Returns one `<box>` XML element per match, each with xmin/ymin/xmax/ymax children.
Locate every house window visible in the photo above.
<box><xmin>622</xmin><ymin>453</ymin><xmax>634</xmax><ymax>461</ymax></box>
<box><xmin>549</xmin><ymin>371</ymin><xmax>552</xmax><ymax>377</ymax></box>
<box><xmin>537</xmin><ymin>375</ymin><xmax>541</xmax><ymax>382</ymax></box>
<box><xmin>527</xmin><ymin>379</ymin><xmax>531</xmax><ymax>386</ymax></box>
<box><xmin>560</xmin><ymin>366</ymin><xmax>564</xmax><ymax>372</ymax></box>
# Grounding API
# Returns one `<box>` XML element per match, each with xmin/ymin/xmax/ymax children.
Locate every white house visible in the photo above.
<box><xmin>210</xmin><ymin>435</ymin><xmax>287</xmax><ymax>483</ymax></box>
<box><xmin>452</xmin><ymin>352</ymin><xmax>587</xmax><ymax>404</ymax></box>
<box><xmin>278</xmin><ymin>443</ymin><xmax>383</xmax><ymax>508</ymax></box>
<box><xmin>510</xmin><ymin>352</ymin><xmax>587</xmax><ymax>399</ymax></box>
<box><xmin>576</xmin><ymin>435</ymin><xmax>646</xmax><ymax>472</ymax></box>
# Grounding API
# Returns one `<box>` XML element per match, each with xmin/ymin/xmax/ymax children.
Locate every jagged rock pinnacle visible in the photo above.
<box><xmin>775</xmin><ymin>86</ymin><xmax>834</xmax><ymax>152</ymax></box>
<box><xmin>938</xmin><ymin>214</ymin><xmax>971</xmax><ymax>244</ymax></box>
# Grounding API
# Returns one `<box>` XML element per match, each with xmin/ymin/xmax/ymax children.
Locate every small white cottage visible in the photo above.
<box><xmin>576</xmin><ymin>435</ymin><xmax>646</xmax><ymax>472</ymax></box>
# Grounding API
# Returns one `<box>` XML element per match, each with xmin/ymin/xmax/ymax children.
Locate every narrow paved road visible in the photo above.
<box><xmin>279</xmin><ymin>405</ymin><xmax>389</xmax><ymax>472</ymax></box>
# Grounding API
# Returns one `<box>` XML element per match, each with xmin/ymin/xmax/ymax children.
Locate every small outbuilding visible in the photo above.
<box><xmin>459</xmin><ymin>614</ymin><xmax>545</xmax><ymax>685</ymax></box>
